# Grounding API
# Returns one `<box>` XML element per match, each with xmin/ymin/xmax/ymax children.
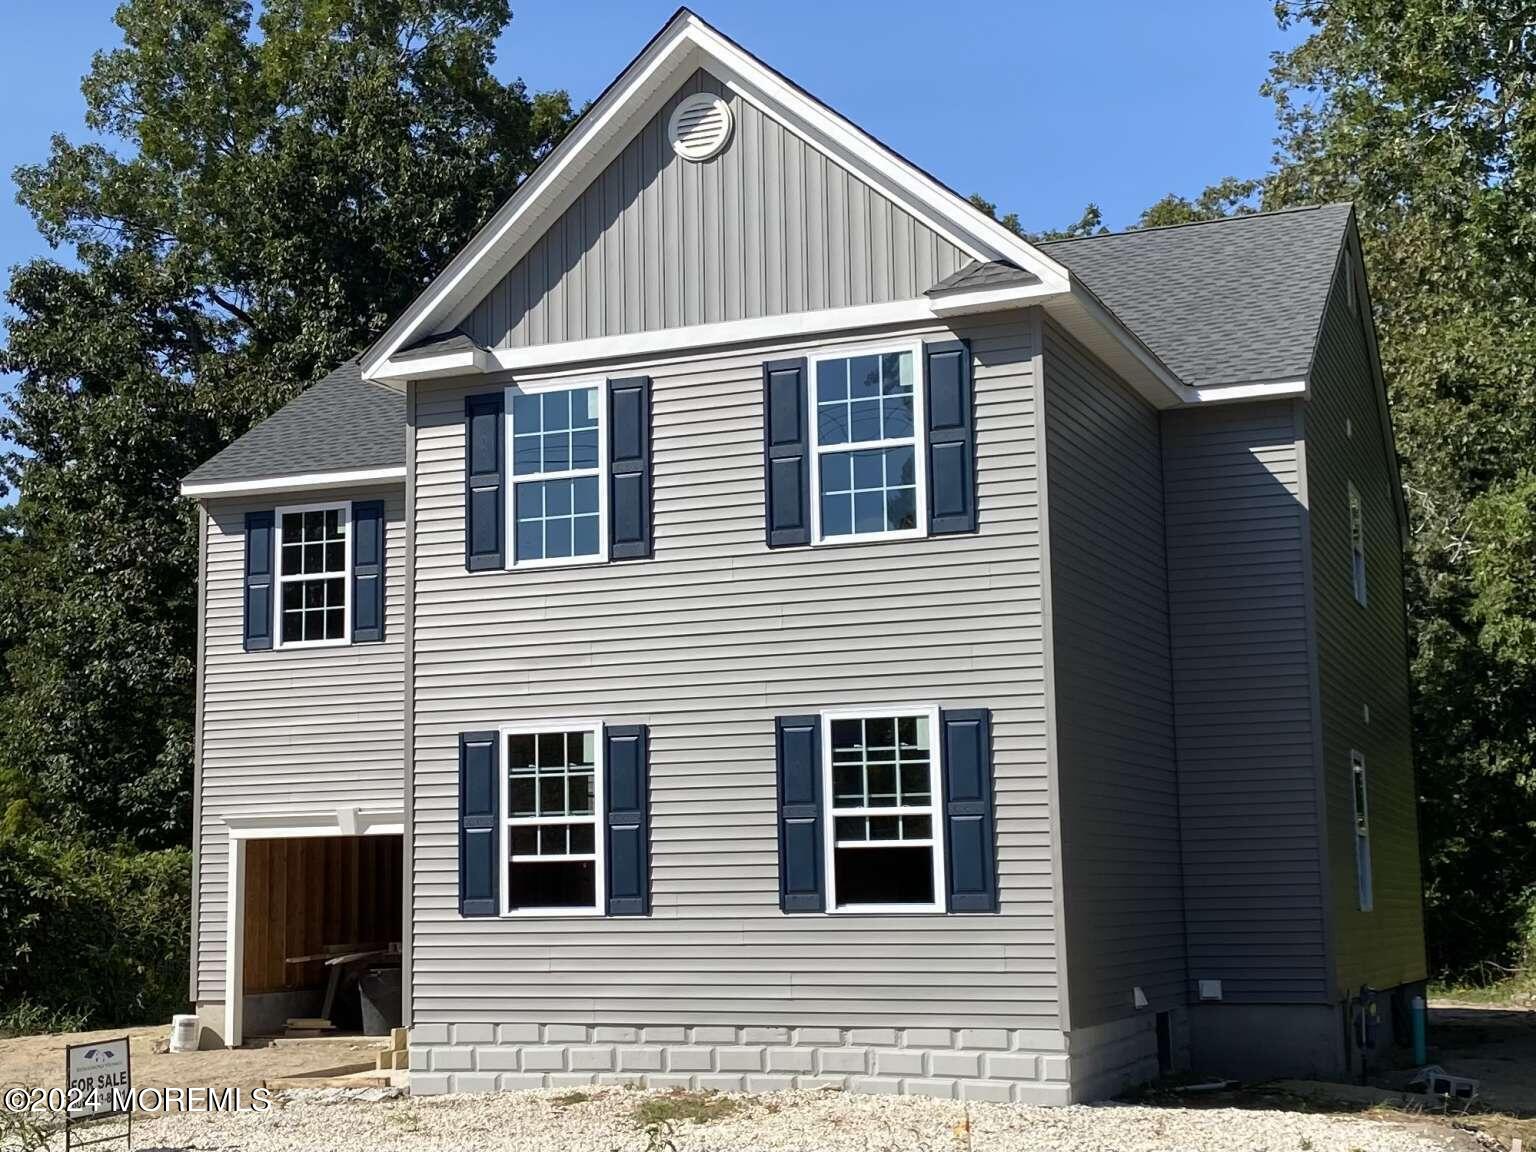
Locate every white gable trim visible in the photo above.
<box><xmin>181</xmin><ymin>465</ymin><xmax>406</xmax><ymax>499</ymax></box>
<box><xmin>359</xmin><ymin>10</ymin><xmax>1077</xmax><ymax>382</ymax></box>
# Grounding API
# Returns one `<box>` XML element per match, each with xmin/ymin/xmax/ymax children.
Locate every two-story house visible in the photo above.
<box><xmin>180</xmin><ymin>9</ymin><xmax>1425</xmax><ymax>1104</ymax></box>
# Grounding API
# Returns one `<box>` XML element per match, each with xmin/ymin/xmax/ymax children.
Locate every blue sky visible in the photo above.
<box><xmin>0</xmin><ymin>0</ymin><xmax>1302</xmax><ymax>474</ymax></box>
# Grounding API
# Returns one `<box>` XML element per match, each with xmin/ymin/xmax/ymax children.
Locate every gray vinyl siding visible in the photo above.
<box><xmin>462</xmin><ymin>69</ymin><xmax>968</xmax><ymax>350</ymax></box>
<box><xmin>409</xmin><ymin>312</ymin><xmax>1056</xmax><ymax>1029</ymax></box>
<box><xmin>1303</xmin><ymin>262</ymin><xmax>1425</xmax><ymax>993</ymax></box>
<box><xmin>1041</xmin><ymin>320</ymin><xmax>1184</xmax><ymax>1027</ymax></box>
<box><xmin>1161</xmin><ymin>403</ymin><xmax>1331</xmax><ymax>1003</ymax></box>
<box><xmin>194</xmin><ymin>487</ymin><xmax>406</xmax><ymax>1001</ymax></box>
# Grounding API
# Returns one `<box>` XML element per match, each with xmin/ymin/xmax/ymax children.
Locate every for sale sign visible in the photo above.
<box><xmin>64</xmin><ymin>1037</ymin><xmax>131</xmax><ymax>1119</ymax></box>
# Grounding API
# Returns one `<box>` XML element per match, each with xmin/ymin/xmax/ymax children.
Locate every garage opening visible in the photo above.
<box><xmin>240</xmin><ymin>835</ymin><xmax>403</xmax><ymax>1039</ymax></box>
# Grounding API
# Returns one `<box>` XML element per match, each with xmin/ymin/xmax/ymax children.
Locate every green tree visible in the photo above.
<box><xmin>1265</xmin><ymin>0</ymin><xmax>1536</xmax><ymax>978</ymax></box>
<box><xmin>1136</xmin><ymin>176</ymin><xmax>1263</xmax><ymax>228</ymax></box>
<box><xmin>0</xmin><ymin>0</ymin><xmax>573</xmax><ymax>848</ymax></box>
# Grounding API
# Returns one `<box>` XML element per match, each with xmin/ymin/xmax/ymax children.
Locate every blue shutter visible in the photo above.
<box><xmin>604</xmin><ymin>725</ymin><xmax>650</xmax><ymax>915</ymax></box>
<box><xmin>941</xmin><ymin>708</ymin><xmax>997</xmax><ymax>912</ymax></box>
<box><xmin>763</xmin><ymin>358</ymin><xmax>811</xmax><ymax>547</ymax></box>
<box><xmin>465</xmin><ymin>392</ymin><xmax>504</xmax><ymax>570</ymax></box>
<box><xmin>459</xmin><ymin>730</ymin><xmax>499</xmax><ymax>917</ymax></box>
<box><xmin>608</xmin><ymin>377</ymin><xmax>652</xmax><ymax>560</ymax></box>
<box><xmin>775</xmin><ymin>714</ymin><xmax>824</xmax><ymax>911</ymax></box>
<box><xmin>243</xmin><ymin>510</ymin><xmax>275</xmax><ymax>651</ymax></box>
<box><xmin>925</xmin><ymin>340</ymin><xmax>977</xmax><ymax>534</ymax></box>
<box><xmin>351</xmin><ymin>500</ymin><xmax>385</xmax><ymax>643</ymax></box>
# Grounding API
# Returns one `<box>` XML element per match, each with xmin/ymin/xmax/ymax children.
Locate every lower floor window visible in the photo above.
<box><xmin>504</xmin><ymin>726</ymin><xmax>602</xmax><ymax>913</ymax></box>
<box><xmin>825</xmin><ymin>709</ymin><xmax>943</xmax><ymax>911</ymax></box>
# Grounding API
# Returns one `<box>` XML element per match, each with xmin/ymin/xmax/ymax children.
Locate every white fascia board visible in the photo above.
<box><xmin>360</xmin><ymin>10</ymin><xmax>1077</xmax><ymax>379</ymax></box>
<box><xmin>371</xmin><ymin>345</ymin><xmax>490</xmax><ymax>382</ymax></box>
<box><xmin>1188</xmin><ymin>377</ymin><xmax>1309</xmax><ymax>404</ymax></box>
<box><xmin>482</xmin><ymin>291</ymin><xmax>1064</xmax><ymax>376</ymax></box>
<box><xmin>1047</xmin><ymin>284</ymin><xmax>1193</xmax><ymax>406</ymax></box>
<box><xmin>181</xmin><ymin>465</ymin><xmax>405</xmax><ymax>499</ymax></box>
<box><xmin>928</xmin><ymin>284</ymin><xmax>1049</xmax><ymax>317</ymax></box>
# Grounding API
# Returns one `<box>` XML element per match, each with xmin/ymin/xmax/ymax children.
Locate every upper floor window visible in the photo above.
<box><xmin>276</xmin><ymin>503</ymin><xmax>349</xmax><ymax>647</ymax></box>
<box><xmin>502</xmin><ymin>724</ymin><xmax>603</xmax><ymax>915</ymax></box>
<box><xmin>823</xmin><ymin>707</ymin><xmax>944</xmax><ymax>912</ymax></box>
<box><xmin>1348</xmin><ymin>482</ymin><xmax>1367</xmax><ymax>606</ymax></box>
<box><xmin>508</xmin><ymin>384</ymin><xmax>605</xmax><ymax>566</ymax></box>
<box><xmin>810</xmin><ymin>348</ymin><xmax>925</xmax><ymax>543</ymax></box>
<box><xmin>1350</xmin><ymin>750</ymin><xmax>1373</xmax><ymax>911</ymax></box>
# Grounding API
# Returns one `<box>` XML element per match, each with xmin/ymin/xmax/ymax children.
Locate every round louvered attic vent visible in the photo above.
<box><xmin>668</xmin><ymin>93</ymin><xmax>733</xmax><ymax>161</ymax></box>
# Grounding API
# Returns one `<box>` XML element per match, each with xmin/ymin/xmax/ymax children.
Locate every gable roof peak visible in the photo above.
<box><xmin>359</xmin><ymin>5</ymin><xmax>1072</xmax><ymax>380</ymax></box>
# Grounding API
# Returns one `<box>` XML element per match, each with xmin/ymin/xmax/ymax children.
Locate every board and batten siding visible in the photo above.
<box><xmin>1041</xmin><ymin>321</ymin><xmax>1185</xmax><ymax>1028</ymax></box>
<box><xmin>195</xmin><ymin>488</ymin><xmax>406</xmax><ymax>1002</ymax></box>
<box><xmin>410</xmin><ymin>312</ymin><xmax>1056</xmax><ymax>1029</ymax></box>
<box><xmin>461</xmin><ymin>69</ymin><xmax>969</xmax><ymax>351</ymax></box>
<box><xmin>1303</xmin><ymin>262</ymin><xmax>1425</xmax><ymax>994</ymax></box>
<box><xmin>1161</xmin><ymin>403</ymin><xmax>1331</xmax><ymax>1003</ymax></box>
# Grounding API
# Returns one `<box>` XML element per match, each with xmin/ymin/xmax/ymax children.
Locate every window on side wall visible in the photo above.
<box><xmin>508</xmin><ymin>383</ymin><xmax>605</xmax><ymax>566</ymax></box>
<box><xmin>503</xmin><ymin>725</ymin><xmax>602</xmax><ymax>914</ymax></box>
<box><xmin>275</xmin><ymin>503</ymin><xmax>349</xmax><ymax>646</ymax></box>
<box><xmin>811</xmin><ymin>348</ymin><xmax>925</xmax><ymax>543</ymax></box>
<box><xmin>1350</xmin><ymin>750</ymin><xmax>1373</xmax><ymax>911</ymax></box>
<box><xmin>825</xmin><ymin>709</ymin><xmax>944</xmax><ymax>911</ymax></box>
<box><xmin>1348</xmin><ymin>481</ymin><xmax>1367</xmax><ymax>606</ymax></box>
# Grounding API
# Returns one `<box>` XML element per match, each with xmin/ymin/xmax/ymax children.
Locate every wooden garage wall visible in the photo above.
<box><xmin>243</xmin><ymin>836</ymin><xmax>404</xmax><ymax>994</ymax></box>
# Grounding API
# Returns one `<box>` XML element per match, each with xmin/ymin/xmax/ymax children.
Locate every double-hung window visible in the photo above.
<box><xmin>823</xmin><ymin>707</ymin><xmax>944</xmax><ymax>912</ymax></box>
<box><xmin>1350</xmin><ymin>750</ymin><xmax>1373</xmax><ymax>911</ymax></box>
<box><xmin>811</xmin><ymin>347</ymin><xmax>925</xmax><ymax>542</ymax></box>
<box><xmin>507</xmin><ymin>384</ymin><xmax>605</xmax><ymax>566</ymax></box>
<box><xmin>275</xmin><ymin>502</ymin><xmax>349</xmax><ymax>647</ymax></box>
<box><xmin>502</xmin><ymin>724</ymin><xmax>604</xmax><ymax>914</ymax></box>
<box><xmin>1348</xmin><ymin>482</ymin><xmax>1367</xmax><ymax>605</ymax></box>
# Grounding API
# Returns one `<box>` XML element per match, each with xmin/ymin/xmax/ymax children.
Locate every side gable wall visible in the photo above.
<box><xmin>1041</xmin><ymin>320</ymin><xmax>1185</xmax><ymax>1037</ymax></box>
<box><xmin>1302</xmin><ymin>256</ymin><xmax>1425</xmax><ymax>995</ymax></box>
<box><xmin>462</xmin><ymin>69</ymin><xmax>969</xmax><ymax>350</ymax></box>
<box><xmin>1161</xmin><ymin>402</ymin><xmax>1331</xmax><ymax>1004</ymax></box>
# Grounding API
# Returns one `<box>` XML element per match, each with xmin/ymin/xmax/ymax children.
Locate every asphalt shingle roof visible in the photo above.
<box><xmin>928</xmin><ymin>260</ymin><xmax>1039</xmax><ymax>293</ymax></box>
<box><xmin>182</xmin><ymin>361</ymin><xmax>405</xmax><ymax>488</ymax></box>
<box><xmin>396</xmin><ymin>329</ymin><xmax>483</xmax><ymax>360</ymax></box>
<box><xmin>1040</xmin><ymin>203</ymin><xmax>1353</xmax><ymax>389</ymax></box>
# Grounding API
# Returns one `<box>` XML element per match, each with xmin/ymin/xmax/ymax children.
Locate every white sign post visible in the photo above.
<box><xmin>63</xmin><ymin>1037</ymin><xmax>131</xmax><ymax>1149</ymax></box>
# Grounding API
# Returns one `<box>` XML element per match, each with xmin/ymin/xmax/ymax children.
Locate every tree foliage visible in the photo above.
<box><xmin>1265</xmin><ymin>0</ymin><xmax>1536</xmax><ymax>978</ymax></box>
<box><xmin>0</xmin><ymin>0</ymin><xmax>573</xmax><ymax>849</ymax></box>
<box><xmin>982</xmin><ymin>1</ymin><xmax>1536</xmax><ymax>978</ymax></box>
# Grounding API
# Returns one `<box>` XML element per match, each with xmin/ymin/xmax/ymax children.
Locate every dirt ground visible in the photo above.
<box><xmin>1425</xmin><ymin>1000</ymin><xmax>1536</xmax><ymax>1115</ymax></box>
<box><xmin>0</xmin><ymin>1025</ymin><xmax>384</xmax><ymax>1094</ymax></box>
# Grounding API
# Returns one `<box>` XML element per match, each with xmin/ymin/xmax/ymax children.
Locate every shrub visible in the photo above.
<box><xmin>0</xmin><ymin>829</ymin><xmax>189</xmax><ymax>1033</ymax></box>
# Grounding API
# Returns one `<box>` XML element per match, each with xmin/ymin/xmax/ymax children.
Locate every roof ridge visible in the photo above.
<box><xmin>1039</xmin><ymin>201</ymin><xmax>1353</xmax><ymax>246</ymax></box>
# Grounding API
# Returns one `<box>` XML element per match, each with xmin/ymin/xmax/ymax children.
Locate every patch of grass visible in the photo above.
<box><xmin>1430</xmin><ymin>967</ymin><xmax>1534</xmax><ymax>1006</ymax></box>
<box><xmin>632</xmin><ymin>1088</ymin><xmax>742</xmax><ymax>1127</ymax></box>
<box><xmin>552</xmin><ymin>1090</ymin><xmax>593</xmax><ymax>1107</ymax></box>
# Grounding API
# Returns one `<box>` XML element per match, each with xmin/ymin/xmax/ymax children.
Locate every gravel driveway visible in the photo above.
<box><xmin>128</xmin><ymin>1085</ymin><xmax>1472</xmax><ymax>1151</ymax></box>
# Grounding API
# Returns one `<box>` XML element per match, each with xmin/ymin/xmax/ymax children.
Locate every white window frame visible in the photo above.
<box><xmin>807</xmin><ymin>342</ymin><xmax>928</xmax><ymax>546</ymax></box>
<box><xmin>1348</xmin><ymin>481</ymin><xmax>1367</xmax><ymax>606</ymax></box>
<box><xmin>503</xmin><ymin>378</ymin><xmax>609</xmax><ymax>570</ymax></box>
<box><xmin>1350</xmin><ymin>749</ymin><xmax>1373</xmax><ymax>912</ymax></box>
<box><xmin>498</xmin><ymin>719</ymin><xmax>606</xmax><ymax>918</ymax></box>
<box><xmin>272</xmin><ymin>499</ymin><xmax>352</xmax><ymax>649</ymax></box>
<box><xmin>820</xmin><ymin>703</ymin><xmax>946</xmax><ymax>915</ymax></box>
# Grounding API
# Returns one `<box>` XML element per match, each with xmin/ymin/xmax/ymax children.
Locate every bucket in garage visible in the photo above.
<box><xmin>358</xmin><ymin>966</ymin><xmax>403</xmax><ymax>1036</ymax></box>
